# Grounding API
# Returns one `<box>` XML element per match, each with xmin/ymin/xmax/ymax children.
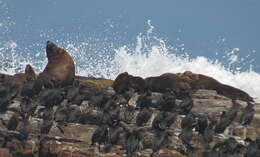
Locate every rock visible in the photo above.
<box><xmin>0</xmin><ymin>148</ymin><xmax>12</xmax><ymax>157</ymax></box>
<box><xmin>49</xmin><ymin>124</ymin><xmax>97</xmax><ymax>145</ymax></box>
<box><xmin>155</xmin><ymin>149</ymin><xmax>186</xmax><ymax>157</ymax></box>
<box><xmin>150</xmin><ymin>92</ymin><xmax>163</xmax><ymax>104</ymax></box>
<box><xmin>252</xmin><ymin>113</ymin><xmax>260</xmax><ymax>128</ymax></box>
<box><xmin>133</xmin><ymin>149</ymin><xmax>153</xmax><ymax>157</ymax></box>
<box><xmin>192</xmin><ymin>89</ymin><xmax>229</xmax><ymax>100</ymax></box>
<box><xmin>1</xmin><ymin>64</ymin><xmax>260</xmax><ymax>157</ymax></box>
<box><xmin>192</xmin><ymin>98</ymin><xmax>233</xmax><ymax>115</ymax></box>
<box><xmin>119</xmin><ymin>106</ymin><xmax>139</xmax><ymax>124</ymax></box>
<box><xmin>78</xmin><ymin>78</ymin><xmax>114</xmax><ymax>91</ymax></box>
<box><xmin>115</xmin><ymin>95</ymin><xmax>128</xmax><ymax>105</ymax></box>
<box><xmin>106</xmin><ymin>87</ymin><xmax>116</xmax><ymax>95</ymax></box>
<box><xmin>7</xmin><ymin>100</ymin><xmax>21</xmax><ymax>112</ymax></box>
<box><xmin>128</xmin><ymin>93</ymin><xmax>140</xmax><ymax>107</ymax></box>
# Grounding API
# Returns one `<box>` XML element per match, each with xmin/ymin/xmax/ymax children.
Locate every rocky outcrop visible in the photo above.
<box><xmin>0</xmin><ymin>42</ymin><xmax>258</xmax><ymax>157</ymax></box>
<box><xmin>0</xmin><ymin>71</ymin><xmax>259</xmax><ymax>157</ymax></box>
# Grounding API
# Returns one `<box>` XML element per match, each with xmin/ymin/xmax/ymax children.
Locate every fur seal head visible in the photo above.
<box><xmin>25</xmin><ymin>64</ymin><xmax>37</xmax><ymax>81</ymax></box>
<box><xmin>46</xmin><ymin>41</ymin><xmax>60</xmax><ymax>59</ymax></box>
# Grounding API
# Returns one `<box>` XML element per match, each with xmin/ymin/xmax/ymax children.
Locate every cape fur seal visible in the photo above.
<box><xmin>113</xmin><ymin>72</ymin><xmax>146</xmax><ymax>94</ymax></box>
<box><xmin>0</xmin><ymin>64</ymin><xmax>36</xmax><ymax>87</ymax></box>
<box><xmin>145</xmin><ymin>71</ymin><xmax>253</xmax><ymax>102</ymax></box>
<box><xmin>35</xmin><ymin>41</ymin><xmax>75</xmax><ymax>90</ymax></box>
<box><xmin>145</xmin><ymin>73</ymin><xmax>191</xmax><ymax>94</ymax></box>
<box><xmin>20</xmin><ymin>65</ymin><xmax>38</xmax><ymax>97</ymax></box>
<box><xmin>24</xmin><ymin>64</ymin><xmax>37</xmax><ymax>81</ymax></box>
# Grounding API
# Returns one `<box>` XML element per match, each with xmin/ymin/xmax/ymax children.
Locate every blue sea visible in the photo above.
<box><xmin>1</xmin><ymin>1</ymin><xmax>260</xmax><ymax>101</ymax></box>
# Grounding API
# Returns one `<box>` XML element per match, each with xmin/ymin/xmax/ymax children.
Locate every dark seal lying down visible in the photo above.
<box><xmin>113</xmin><ymin>71</ymin><xmax>253</xmax><ymax>102</ymax></box>
<box><xmin>145</xmin><ymin>71</ymin><xmax>254</xmax><ymax>102</ymax></box>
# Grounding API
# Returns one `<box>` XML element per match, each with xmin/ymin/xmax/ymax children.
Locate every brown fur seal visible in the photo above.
<box><xmin>191</xmin><ymin>73</ymin><xmax>253</xmax><ymax>102</ymax></box>
<box><xmin>113</xmin><ymin>72</ymin><xmax>146</xmax><ymax>94</ymax></box>
<box><xmin>1</xmin><ymin>64</ymin><xmax>37</xmax><ymax>86</ymax></box>
<box><xmin>145</xmin><ymin>71</ymin><xmax>253</xmax><ymax>102</ymax></box>
<box><xmin>24</xmin><ymin>64</ymin><xmax>37</xmax><ymax>81</ymax></box>
<box><xmin>20</xmin><ymin>64</ymin><xmax>38</xmax><ymax>97</ymax></box>
<box><xmin>145</xmin><ymin>73</ymin><xmax>191</xmax><ymax>93</ymax></box>
<box><xmin>35</xmin><ymin>41</ymin><xmax>75</xmax><ymax>90</ymax></box>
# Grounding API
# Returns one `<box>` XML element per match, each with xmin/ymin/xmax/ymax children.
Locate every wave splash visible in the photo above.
<box><xmin>111</xmin><ymin>22</ymin><xmax>260</xmax><ymax>101</ymax></box>
<box><xmin>0</xmin><ymin>20</ymin><xmax>260</xmax><ymax>101</ymax></box>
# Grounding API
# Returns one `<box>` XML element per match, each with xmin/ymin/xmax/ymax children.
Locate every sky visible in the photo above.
<box><xmin>1</xmin><ymin>0</ymin><xmax>260</xmax><ymax>72</ymax></box>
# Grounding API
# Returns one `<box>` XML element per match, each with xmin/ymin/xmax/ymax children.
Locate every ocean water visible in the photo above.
<box><xmin>0</xmin><ymin>1</ymin><xmax>260</xmax><ymax>101</ymax></box>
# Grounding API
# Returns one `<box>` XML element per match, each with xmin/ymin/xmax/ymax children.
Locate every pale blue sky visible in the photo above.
<box><xmin>1</xmin><ymin>0</ymin><xmax>260</xmax><ymax>72</ymax></box>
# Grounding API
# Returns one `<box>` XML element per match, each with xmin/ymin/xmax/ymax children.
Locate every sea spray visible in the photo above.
<box><xmin>112</xmin><ymin>33</ymin><xmax>260</xmax><ymax>101</ymax></box>
<box><xmin>0</xmin><ymin>20</ymin><xmax>259</xmax><ymax>101</ymax></box>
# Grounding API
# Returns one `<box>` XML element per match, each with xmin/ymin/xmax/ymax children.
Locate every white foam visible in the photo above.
<box><xmin>112</xmin><ymin>41</ymin><xmax>260</xmax><ymax>101</ymax></box>
<box><xmin>0</xmin><ymin>19</ymin><xmax>259</xmax><ymax>101</ymax></box>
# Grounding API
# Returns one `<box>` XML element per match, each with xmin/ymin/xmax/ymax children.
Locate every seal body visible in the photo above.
<box><xmin>113</xmin><ymin>72</ymin><xmax>146</xmax><ymax>94</ymax></box>
<box><xmin>1</xmin><ymin>64</ymin><xmax>36</xmax><ymax>87</ymax></box>
<box><xmin>36</xmin><ymin>41</ymin><xmax>75</xmax><ymax>89</ymax></box>
<box><xmin>24</xmin><ymin>64</ymin><xmax>37</xmax><ymax>81</ymax></box>
<box><xmin>145</xmin><ymin>72</ymin><xmax>191</xmax><ymax>93</ymax></box>
<box><xmin>192</xmin><ymin>73</ymin><xmax>253</xmax><ymax>102</ymax></box>
<box><xmin>145</xmin><ymin>71</ymin><xmax>253</xmax><ymax>102</ymax></box>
